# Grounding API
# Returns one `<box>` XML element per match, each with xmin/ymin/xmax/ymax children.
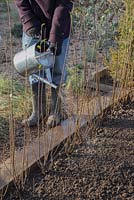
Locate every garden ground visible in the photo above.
<box><xmin>3</xmin><ymin>98</ymin><xmax>134</xmax><ymax>200</ymax></box>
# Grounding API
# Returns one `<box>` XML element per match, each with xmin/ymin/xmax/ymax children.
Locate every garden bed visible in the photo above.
<box><xmin>2</xmin><ymin>98</ymin><xmax>134</xmax><ymax>200</ymax></box>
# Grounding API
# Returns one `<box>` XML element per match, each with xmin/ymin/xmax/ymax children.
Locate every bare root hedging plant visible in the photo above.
<box><xmin>66</xmin><ymin>0</ymin><xmax>125</xmax><ymax>93</ymax></box>
<box><xmin>0</xmin><ymin>0</ymin><xmax>134</xmax><ymax>198</ymax></box>
<box><xmin>107</xmin><ymin>0</ymin><xmax>134</xmax><ymax>89</ymax></box>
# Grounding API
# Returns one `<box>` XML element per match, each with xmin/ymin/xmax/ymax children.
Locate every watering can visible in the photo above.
<box><xmin>13</xmin><ymin>41</ymin><xmax>57</xmax><ymax>89</ymax></box>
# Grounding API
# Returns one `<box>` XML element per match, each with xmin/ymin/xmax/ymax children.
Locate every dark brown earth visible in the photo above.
<box><xmin>2</xmin><ymin>99</ymin><xmax>134</xmax><ymax>200</ymax></box>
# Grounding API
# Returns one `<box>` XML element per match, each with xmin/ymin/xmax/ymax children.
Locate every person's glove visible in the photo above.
<box><xmin>26</xmin><ymin>26</ymin><xmax>40</xmax><ymax>38</ymax></box>
<box><xmin>47</xmin><ymin>42</ymin><xmax>62</xmax><ymax>56</ymax></box>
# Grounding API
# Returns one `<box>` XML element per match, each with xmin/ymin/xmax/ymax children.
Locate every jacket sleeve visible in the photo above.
<box><xmin>49</xmin><ymin>0</ymin><xmax>73</xmax><ymax>46</ymax></box>
<box><xmin>14</xmin><ymin>0</ymin><xmax>41</xmax><ymax>33</ymax></box>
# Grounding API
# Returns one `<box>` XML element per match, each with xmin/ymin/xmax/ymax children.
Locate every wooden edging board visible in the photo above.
<box><xmin>89</xmin><ymin>81</ymin><xmax>113</xmax><ymax>93</ymax></box>
<box><xmin>91</xmin><ymin>67</ymin><xmax>108</xmax><ymax>80</ymax></box>
<box><xmin>0</xmin><ymin>88</ymin><xmax>131</xmax><ymax>191</ymax></box>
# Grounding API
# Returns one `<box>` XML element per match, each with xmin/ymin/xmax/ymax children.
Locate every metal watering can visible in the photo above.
<box><xmin>13</xmin><ymin>41</ymin><xmax>57</xmax><ymax>89</ymax></box>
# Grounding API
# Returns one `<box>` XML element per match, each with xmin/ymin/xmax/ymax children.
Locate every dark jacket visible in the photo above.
<box><xmin>14</xmin><ymin>0</ymin><xmax>73</xmax><ymax>46</ymax></box>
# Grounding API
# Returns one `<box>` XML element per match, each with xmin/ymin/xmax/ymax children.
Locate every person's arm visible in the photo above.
<box><xmin>49</xmin><ymin>0</ymin><xmax>73</xmax><ymax>53</ymax></box>
<box><xmin>14</xmin><ymin>0</ymin><xmax>41</xmax><ymax>34</ymax></box>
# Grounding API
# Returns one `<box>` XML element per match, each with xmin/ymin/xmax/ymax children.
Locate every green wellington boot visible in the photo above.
<box><xmin>46</xmin><ymin>87</ymin><xmax>62</xmax><ymax>128</ymax></box>
<box><xmin>22</xmin><ymin>82</ymin><xmax>46</xmax><ymax>127</ymax></box>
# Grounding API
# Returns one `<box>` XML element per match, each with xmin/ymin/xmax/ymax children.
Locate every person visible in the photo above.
<box><xmin>14</xmin><ymin>0</ymin><xmax>73</xmax><ymax>128</ymax></box>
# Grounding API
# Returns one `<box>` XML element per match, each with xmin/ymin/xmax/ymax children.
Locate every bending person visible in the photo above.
<box><xmin>14</xmin><ymin>0</ymin><xmax>73</xmax><ymax>128</ymax></box>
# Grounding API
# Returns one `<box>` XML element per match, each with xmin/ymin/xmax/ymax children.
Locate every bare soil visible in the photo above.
<box><xmin>2</xmin><ymin>99</ymin><xmax>134</xmax><ymax>200</ymax></box>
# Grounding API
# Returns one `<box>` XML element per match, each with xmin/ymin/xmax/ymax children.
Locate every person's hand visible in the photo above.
<box><xmin>35</xmin><ymin>40</ymin><xmax>62</xmax><ymax>56</ymax></box>
<box><xmin>26</xmin><ymin>26</ymin><xmax>40</xmax><ymax>38</ymax></box>
<box><xmin>47</xmin><ymin>42</ymin><xmax>61</xmax><ymax>56</ymax></box>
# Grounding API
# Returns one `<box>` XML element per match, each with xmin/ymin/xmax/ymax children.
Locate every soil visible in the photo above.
<box><xmin>2</xmin><ymin>99</ymin><xmax>134</xmax><ymax>200</ymax></box>
<box><xmin>100</xmin><ymin>74</ymin><xmax>114</xmax><ymax>86</ymax></box>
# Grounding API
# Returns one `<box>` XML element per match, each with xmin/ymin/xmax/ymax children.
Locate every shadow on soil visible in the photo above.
<box><xmin>0</xmin><ymin>117</ymin><xmax>9</xmax><ymax>143</ymax></box>
<box><xmin>102</xmin><ymin>119</ymin><xmax>134</xmax><ymax>129</ymax></box>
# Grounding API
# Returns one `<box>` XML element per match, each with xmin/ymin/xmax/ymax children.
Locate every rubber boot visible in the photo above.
<box><xmin>46</xmin><ymin>87</ymin><xmax>61</xmax><ymax>128</ymax></box>
<box><xmin>22</xmin><ymin>82</ymin><xmax>46</xmax><ymax>127</ymax></box>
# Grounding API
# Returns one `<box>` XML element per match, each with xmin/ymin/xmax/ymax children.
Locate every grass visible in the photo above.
<box><xmin>66</xmin><ymin>64</ymin><xmax>84</xmax><ymax>94</ymax></box>
<box><xmin>107</xmin><ymin>0</ymin><xmax>134</xmax><ymax>85</ymax></box>
<box><xmin>0</xmin><ymin>75</ymin><xmax>31</xmax><ymax>119</ymax></box>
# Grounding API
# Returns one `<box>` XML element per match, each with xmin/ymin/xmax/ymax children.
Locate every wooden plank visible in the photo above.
<box><xmin>85</xmin><ymin>66</ymin><xmax>108</xmax><ymax>84</ymax></box>
<box><xmin>89</xmin><ymin>82</ymin><xmax>113</xmax><ymax>93</ymax></box>
<box><xmin>0</xmin><ymin>115</ymin><xmax>87</xmax><ymax>190</ymax></box>
<box><xmin>0</xmin><ymin>89</ymin><xmax>131</xmax><ymax>191</ymax></box>
<box><xmin>92</xmin><ymin>67</ymin><xmax>108</xmax><ymax>79</ymax></box>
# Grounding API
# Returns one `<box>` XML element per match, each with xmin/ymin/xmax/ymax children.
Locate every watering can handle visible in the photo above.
<box><xmin>34</xmin><ymin>51</ymin><xmax>53</xmax><ymax>59</ymax></box>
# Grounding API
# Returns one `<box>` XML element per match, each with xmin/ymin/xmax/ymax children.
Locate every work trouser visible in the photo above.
<box><xmin>22</xmin><ymin>32</ymin><xmax>69</xmax><ymax>86</ymax></box>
